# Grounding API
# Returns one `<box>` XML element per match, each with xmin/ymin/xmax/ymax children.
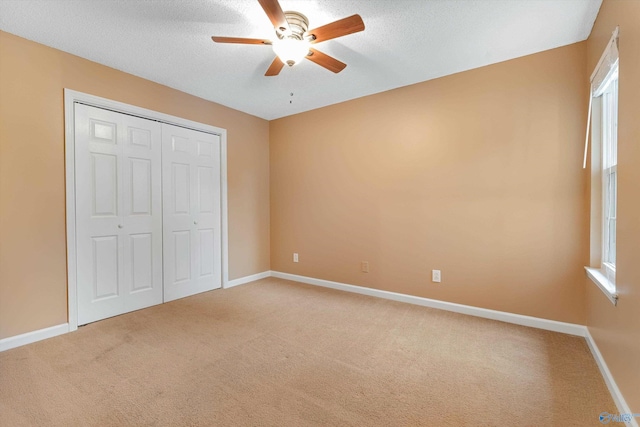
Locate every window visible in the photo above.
<box><xmin>597</xmin><ymin>66</ymin><xmax>618</xmax><ymax>287</ymax></box>
<box><xmin>585</xmin><ymin>28</ymin><xmax>618</xmax><ymax>305</ymax></box>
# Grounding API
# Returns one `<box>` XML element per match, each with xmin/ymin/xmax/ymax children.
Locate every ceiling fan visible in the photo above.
<box><xmin>211</xmin><ymin>0</ymin><xmax>365</xmax><ymax>76</ymax></box>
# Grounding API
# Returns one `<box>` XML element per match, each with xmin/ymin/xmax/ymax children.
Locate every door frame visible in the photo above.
<box><xmin>64</xmin><ymin>89</ymin><xmax>229</xmax><ymax>332</ymax></box>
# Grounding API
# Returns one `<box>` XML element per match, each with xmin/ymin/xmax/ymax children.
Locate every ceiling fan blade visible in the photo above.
<box><xmin>265</xmin><ymin>56</ymin><xmax>285</xmax><ymax>76</ymax></box>
<box><xmin>307</xmin><ymin>14</ymin><xmax>365</xmax><ymax>44</ymax></box>
<box><xmin>305</xmin><ymin>48</ymin><xmax>346</xmax><ymax>73</ymax></box>
<box><xmin>211</xmin><ymin>36</ymin><xmax>272</xmax><ymax>45</ymax></box>
<box><xmin>258</xmin><ymin>0</ymin><xmax>290</xmax><ymax>33</ymax></box>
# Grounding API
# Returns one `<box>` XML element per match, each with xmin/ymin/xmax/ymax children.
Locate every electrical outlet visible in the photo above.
<box><xmin>293</xmin><ymin>253</ymin><xmax>299</xmax><ymax>263</ymax></box>
<box><xmin>432</xmin><ymin>270</ymin><xmax>441</xmax><ymax>283</ymax></box>
<box><xmin>361</xmin><ymin>261</ymin><xmax>369</xmax><ymax>273</ymax></box>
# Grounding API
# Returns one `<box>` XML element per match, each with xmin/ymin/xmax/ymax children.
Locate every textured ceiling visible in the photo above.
<box><xmin>0</xmin><ymin>0</ymin><xmax>602</xmax><ymax>120</ymax></box>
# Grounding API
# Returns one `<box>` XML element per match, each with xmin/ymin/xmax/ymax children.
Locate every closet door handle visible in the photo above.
<box><xmin>193</xmin><ymin>221</ymin><xmax>198</xmax><ymax>225</ymax></box>
<box><xmin>117</xmin><ymin>224</ymin><xmax>123</xmax><ymax>229</ymax></box>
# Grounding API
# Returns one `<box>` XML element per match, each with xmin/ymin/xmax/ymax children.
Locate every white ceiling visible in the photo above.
<box><xmin>0</xmin><ymin>0</ymin><xmax>602</xmax><ymax>120</ymax></box>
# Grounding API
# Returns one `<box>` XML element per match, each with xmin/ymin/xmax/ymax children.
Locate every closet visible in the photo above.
<box><xmin>74</xmin><ymin>103</ymin><xmax>222</xmax><ymax>325</ymax></box>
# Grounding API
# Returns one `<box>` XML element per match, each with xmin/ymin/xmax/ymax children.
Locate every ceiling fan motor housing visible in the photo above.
<box><xmin>277</xmin><ymin>11</ymin><xmax>309</xmax><ymax>40</ymax></box>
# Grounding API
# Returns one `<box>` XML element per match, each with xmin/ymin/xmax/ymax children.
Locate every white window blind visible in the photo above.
<box><xmin>592</xmin><ymin>36</ymin><xmax>619</xmax><ymax>95</ymax></box>
<box><xmin>583</xmin><ymin>27</ymin><xmax>619</xmax><ymax>168</ymax></box>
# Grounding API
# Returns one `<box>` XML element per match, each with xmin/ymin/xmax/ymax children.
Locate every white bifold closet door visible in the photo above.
<box><xmin>75</xmin><ymin>104</ymin><xmax>163</xmax><ymax>325</ymax></box>
<box><xmin>162</xmin><ymin>123</ymin><xmax>222</xmax><ymax>302</ymax></box>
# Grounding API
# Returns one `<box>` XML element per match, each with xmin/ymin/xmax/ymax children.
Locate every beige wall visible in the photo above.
<box><xmin>586</xmin><ymin>0</ymin><xmax>640</xmax><ymax>412</ymax></box>
<box><xmin>0</xmin><ymin>31</ymin><xmax>270</xmax><ymax>339</ymax></box>
<box><xmin>270</xmin><ymin>42</ymin><xmax>589</xmax><ymax>324</ymax></box>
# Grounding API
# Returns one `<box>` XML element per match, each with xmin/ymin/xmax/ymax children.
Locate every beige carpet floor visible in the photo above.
<box><xmin>0</xmin><ymin>277</ymin><xmax>615</xmax><ymax>426</ymax></box>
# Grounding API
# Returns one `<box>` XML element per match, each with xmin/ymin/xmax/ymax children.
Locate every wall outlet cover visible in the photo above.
<box><xmin>432</xmin><ymin>270</ymin><xmax>441</xmax><ymax>283</ymax></box>
<box><xmin>361</xmin><ymin>261</ymin><xmax>369</xmax><ymax>273</ymax></box>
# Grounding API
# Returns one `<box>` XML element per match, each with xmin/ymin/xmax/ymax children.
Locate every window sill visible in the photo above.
<box><xmin>585</xmin><ymin>267</ymin><xmax>618</xmax><ymax>306</ymax></box>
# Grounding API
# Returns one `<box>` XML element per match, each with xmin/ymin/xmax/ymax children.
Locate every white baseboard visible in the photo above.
<box><xmin>585</xmin><ymin>329</ymin><xmax>638</xmax><ymax>427</ymax></box>
<box><xmin>225</xmin><ymin>270</ymin><xmax>272</xmax><ymax>289</ymax></box>
<box><xmin>271</xmin><ymin>271</ymin><xmax>587</xmax><ymax>336</ymax></box>
<box><xmin>0</xmin><ymin>323</ymin><xmax>69</xmax><ymax>352</ymax></box>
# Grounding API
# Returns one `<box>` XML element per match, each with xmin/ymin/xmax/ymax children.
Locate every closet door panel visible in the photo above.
<box><xmin>76</xmin><ymin>104</ymin><xmax>162</xmax><ymax>325</ymax></box>
<box><xmin>162</xmin><ymin>124</ymin><xmax>221</xmax><ymax>302</ymax></box>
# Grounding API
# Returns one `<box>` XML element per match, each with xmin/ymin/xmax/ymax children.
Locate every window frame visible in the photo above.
<box><xmin>587</xmin><ymin>63</ymin><xmax>619</xmax><ymax>305</ymax></box>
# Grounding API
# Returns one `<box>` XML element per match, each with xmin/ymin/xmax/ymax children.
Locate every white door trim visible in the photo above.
<box><xmin>64</xmin><ymin>89</ymin><xmax>229</xmax><ymax>332</ymax></box>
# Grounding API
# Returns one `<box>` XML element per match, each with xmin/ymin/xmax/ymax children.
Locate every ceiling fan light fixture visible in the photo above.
<box><xmin>272</xmin><ymin>37</ymin><xmax>310</xmax><ymax>67</ymax></box>
<box><xmin>211</xmin><ymin>1</ymin><xmax>365</xmax><ymax>76</ymax></box>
